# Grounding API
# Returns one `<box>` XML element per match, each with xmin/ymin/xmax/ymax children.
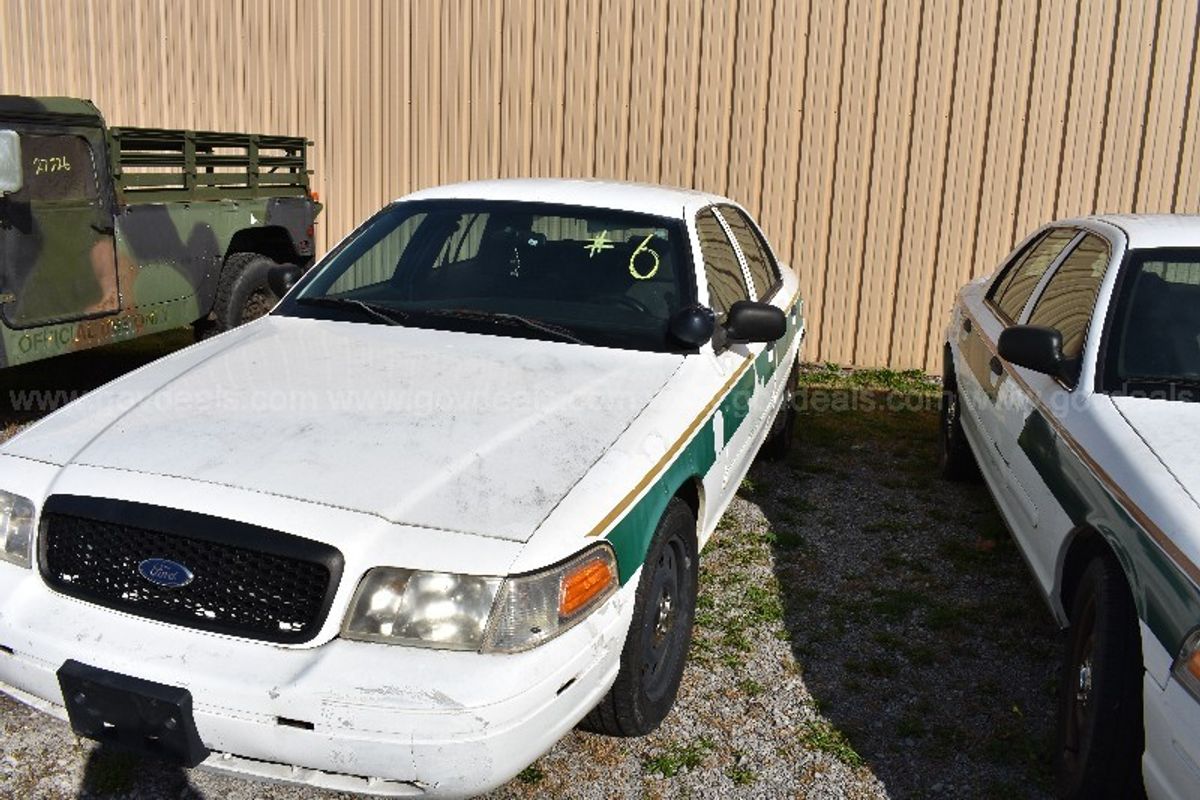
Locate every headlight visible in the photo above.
<box><xmin>1173</xmin><ymin>628</ymin><xmax>1200</xmax><ymax>700</ymax></box>
<box><xmin>0</xmin><ymin>490</ymin><xmax>35</xmax><ymax>569</ymax></box>
<box><xmin>340</xmin><ymin>544</ymin><xmax>619</xmax><ymax>653</ymax></box>
<box><xmin>341</xmin><ymin>569</ymin><xmax>502</xmax><ymax>650</ymax></box>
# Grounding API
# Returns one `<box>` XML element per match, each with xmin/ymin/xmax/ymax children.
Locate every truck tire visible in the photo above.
<box><xmin>762</xmin><ymin>360</ymin><xmax>798</xmax><ymax>460</ymax></box>
<box><xmin>581</xmin><ymin>498</ymin><xmax>698</xmax><ymax>737</ymax></box>
<box><xmin>939</xmin><ymin>359</ymin><xmax>980</xmax><ymax>482</ymax></box>
<box><xmin>196</xmin><ymin>252</ymin><xmax>282</xmax><ymax>339</ymax></box>
<box><xmin>1057</xmin><ymin>553</ymin><xmax>1145</xmax><ymax>800</ymax></box>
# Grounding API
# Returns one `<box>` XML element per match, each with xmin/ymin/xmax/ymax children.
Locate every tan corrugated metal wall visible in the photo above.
<box><xmin>3</xmin><ymin>0</ymin><xmax>1199</xmax><ymax>371</ymax></box>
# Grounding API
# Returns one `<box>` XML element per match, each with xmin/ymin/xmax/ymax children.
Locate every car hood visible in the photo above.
<box><xmin>4</xmin><ymin>317</ymin><xmax>683</xmax><ymax>542</ymax></box>
<box><xmin>1110</xmin><ymin>395</ymin><xmax>1200</xmax><ymax>509</ymax></box>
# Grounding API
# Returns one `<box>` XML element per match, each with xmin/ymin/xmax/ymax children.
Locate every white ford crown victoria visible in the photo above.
<box><xmin>0</xmin><ymin>179</ymin><xmax>802</xmax><ymax>797</ymax></box>
<box><xmin>941</xmin><ymin>215</ymin><xmax>1200</xmax><ymax>800</ymax></box>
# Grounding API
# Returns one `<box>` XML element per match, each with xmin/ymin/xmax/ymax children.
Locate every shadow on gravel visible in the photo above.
<box><xmin>78</xmin><ymin>745</ymin><xmax>202</xmax><ymax>799</ymax></box>
<box><xmin>0</xmin><ymin>327</ymin><xmax>193</xmax><ymax>432</ymax></box>
<box><xmin>751</xmin><ymin>382</ymin><xmax>1061</xmax><ymax>799</ymax></box>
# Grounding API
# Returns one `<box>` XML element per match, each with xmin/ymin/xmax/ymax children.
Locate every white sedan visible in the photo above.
<box><xmin>941</xmin><ymin>215</ymin><xmax>1200</xmax><ymax>800</ymax></box>
<box><xmin>0</xmin><ymin>179</ymin><xmax>803</xmax><ymax>797</ymax></box>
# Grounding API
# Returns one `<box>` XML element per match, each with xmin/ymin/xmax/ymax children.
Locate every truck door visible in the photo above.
<box><xmin>0</xmin><ymin>128</ymin><xmax>119</xmax><ymax>327</ymax></box>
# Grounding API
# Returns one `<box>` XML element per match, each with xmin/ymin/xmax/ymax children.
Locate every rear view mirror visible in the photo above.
<box><xmin>998</xmin><ymin>325</ymin><xmax>1066</xmax><ymax>378</ymax></box>
<box><xmin>267</xmin><ymin>264</ymin><xmax>304</xmax><ymax>297</ymax></box>
<box><xmin>724</xmin><ymin>300</ymin><xmax>786</xmax><ymax>343</ymax></box>
<box><xmin>0</xmin><ymin>130</ymin><xmax>22</xmax><ymax>196</ymax></box>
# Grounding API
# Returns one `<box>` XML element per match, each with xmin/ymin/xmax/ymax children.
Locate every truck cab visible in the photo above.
<box><xmin>0</xmin><ymin>95</ymin><xmax>320</xmax><ymax>368</ymax></box>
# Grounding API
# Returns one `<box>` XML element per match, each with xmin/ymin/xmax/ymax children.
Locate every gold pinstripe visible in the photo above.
<box><xmin>585</xmin><ymin>289</ymin><xmax>802</xmax><ymax>539</ymax></box>
<box><xmin>961</xmin><ymin>304</ymin><xmax>1200</xmax><ymax>589</ymax></box>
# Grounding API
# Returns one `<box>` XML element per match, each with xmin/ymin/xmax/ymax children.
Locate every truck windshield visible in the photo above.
<box><xmin>1104</xmin><ymin>248</ymin><xmax>1200</xmax><ymax>399</ymax></box>
<box><xmin>280</xmin><ymin>200</ymin><xmax>693</xmax><ymax>351</ymax></box>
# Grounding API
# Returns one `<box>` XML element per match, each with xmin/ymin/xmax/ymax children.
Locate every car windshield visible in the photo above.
<box><xmin>1104</xmin><ymin>248</ymin><xmax>1200</xmax><ymax>399</ymax></box>
<box><xmin>278</xmin><ymin>200</ymin><xmax>693</xmax><ymax>352</ymax></box>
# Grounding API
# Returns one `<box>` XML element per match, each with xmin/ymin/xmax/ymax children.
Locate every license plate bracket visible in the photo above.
<box><xmin>57</xmin><ymin>659</ymin><xmax>209</xmax><ymax>767</ymax></box>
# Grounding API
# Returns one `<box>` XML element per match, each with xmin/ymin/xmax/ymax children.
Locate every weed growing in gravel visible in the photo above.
<box><xmin>643</xmin><ymin>737</ymin><xmax>714</xmax><ymax>778</ymax></box>
<box><xmin>796</xmin><ymin>719</ymin><xmax>864</xmax><ymax>767</ymax></box>
<box><xmin>725</xmin><ymin>761</ymin><xmax>757</xmax><ymax>786</ymax></box>
<box><xmin>744</xmin><ymin>584</ymin><xmax>785</xmax><ymax>624</ymax></box>
<box><xmin>763</xmin><ymin>528</ymin><xmax>808</xmax><ymax>550</ymax></box>
<box><xmin>799</xmin><ymin>364</ymin><xmax>936</xmax><ymax>395</ymax></box>
<box><xmin>516</xmin><ymin>765</ymin><xmax>544</xmax><ymax>785</ymax></box>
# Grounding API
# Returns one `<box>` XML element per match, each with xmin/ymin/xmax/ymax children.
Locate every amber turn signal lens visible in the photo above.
<box><xmin>560</xmin><ymin>556</ymin><xmax>616</xmax><ymax>618</ymax></box>
<box><xmin>1187</xmin><ymin>651</ymin><xmax>1200</xmax><ymax>682</ymax></box>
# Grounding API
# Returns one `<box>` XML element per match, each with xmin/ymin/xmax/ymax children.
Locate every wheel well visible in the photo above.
<box><xmin>225</xmin><ymin>226</ymin><xmax>302</xmax><ymax>266</ymax></box>
<box><xmin>1059</xmin><ymin>526</ymin><xmax>1123</xmax><ymax>619</ymax></box>
<box><xmin>673</xmin><ymin>477</ymin><xmax>704</xmax><ymax>533</ymax></box>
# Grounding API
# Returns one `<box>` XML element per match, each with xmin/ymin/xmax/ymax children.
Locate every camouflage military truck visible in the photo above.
<box><xmin>0</xmin><ymin>95</ymin><xmax>321</xmax><ymax>368</ymax></box>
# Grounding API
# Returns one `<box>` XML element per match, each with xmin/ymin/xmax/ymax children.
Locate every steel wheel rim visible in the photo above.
<box><xmin>642</xmin><ymin>535</ymin><xmax>686</xmax><ymax>702</ymax></box>
<box><xmin>942</xmin><ymin>390</ymin><xmax>958</xmax><ymax>442</ymax></box>
<box><xmin>1063</xmin><ymin>594</ymin><xmax>1098</xmax><ymax>770</ymax></box>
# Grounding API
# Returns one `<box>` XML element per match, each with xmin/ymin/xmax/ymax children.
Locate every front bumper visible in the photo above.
<box><xmin>0</xmin><ymin>561</ymin><xmax>639</xmax><ymax>797</ymax></box>
<box><xmin>1143</xmin><ymin>673</ymin><xmax>1200</xmax><ymax>800</ymax></box>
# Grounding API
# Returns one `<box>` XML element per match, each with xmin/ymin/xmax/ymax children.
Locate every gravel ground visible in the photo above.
<box><xmin>0</xmin><ymin>355</ymin><xmax>1061</xmax><ymax>799</ymax></box>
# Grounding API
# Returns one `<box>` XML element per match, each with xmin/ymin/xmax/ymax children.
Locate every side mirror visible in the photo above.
<box><xmin>998</xmin><ymin>325</ymin><xmax>1066</xmax><ymax>377</ymax></box>
<box><xmin>267</xmin><ymin>264</ymin><xmax>304</xmax><ymax>297</ymax></box>
<box><xmin>724</xmin><ymin>300</ymin><xmax>786</xmax><ymax>343</ymax></box>
<box><xmin>0</xmin><ymin>131</ymin><xmax>22</xmax><ymax>196</ymax></box>
<box><xmin>669</xmin><ymin>305</ymin><xmax>716</xmax><ymax>348</ymax></box>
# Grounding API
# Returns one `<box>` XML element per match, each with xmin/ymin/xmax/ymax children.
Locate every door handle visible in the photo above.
<box><xmin>962</xmin><ymin>317</ymin><xmax>972</xmax><ymax>334</ymax></box>
<box><xmin>989</xmin><ymin>356</ymin><xmax>1003</xmax><ymax>376</ymax></box>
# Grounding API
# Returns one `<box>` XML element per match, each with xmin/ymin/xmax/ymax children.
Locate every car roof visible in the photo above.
<box><xmin>398</xmin><ymin>178</ymin><xmax>731</xmax><ymax>219</ymax></box>
<box><xmin>1064</xmin><ymin>214</ymin><xmax>1200</xmax><ymax>250</ymax></box>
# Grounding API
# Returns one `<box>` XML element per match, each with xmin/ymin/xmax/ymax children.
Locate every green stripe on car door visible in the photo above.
<box><xmin>1018</xmin><ymin>408</ymin><xmax>1200</xmax><ymax>656</ymax></box>
<box><xmin>602</xmin><ymin>296</ymin><xmax>802</xmax><ymax>583</ymax></box>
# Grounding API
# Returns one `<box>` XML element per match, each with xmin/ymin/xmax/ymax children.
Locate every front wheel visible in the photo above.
<box><xmin>1057</xmin><ymin>554</ymin><xmax>1145</xmax><ymax>799</ymax></box>
<box><xmin>582</xmin><ymin>498</ymin><xmax>698</xmax><ymax>737</ymax></box>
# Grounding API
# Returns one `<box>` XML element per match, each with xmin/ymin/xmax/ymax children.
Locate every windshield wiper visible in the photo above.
<box><xmin>426</xmin><ymin>308</ymin><xmax>586</xmax><ymax>345</ymax></box>
<box><xmin>296</xmin><ymin>296</ymin><xmax>408</xmax><ymax>326</ymax></box>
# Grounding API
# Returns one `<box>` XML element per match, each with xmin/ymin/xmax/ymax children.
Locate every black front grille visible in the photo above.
<box><xmin>38</xmin><ymin>495</ymin><xmax>343</xmax><ymax>644</ymax></box>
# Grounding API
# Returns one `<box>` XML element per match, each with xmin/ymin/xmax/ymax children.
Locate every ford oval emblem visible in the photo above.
<box><xmin>138</xmin><ymin>558</ymin><xmax>194</xmax><ymax>589</ymax></box>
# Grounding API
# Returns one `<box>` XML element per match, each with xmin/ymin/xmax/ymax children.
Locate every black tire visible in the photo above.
<box><xmin>939</xmin><ymin>360</ymin><xmax>980</xmax><ymax>482</ymax></box>
<box><xmin>195</xmin><ymin>252</ymin><xmax>282</xmax><ymax>339</ymax></box>
<box><xmin>762</xmin><ymin>360</ymin><xmax>798</xmax><ymax>460</ymax></box>
<box><xmin>582</xmin><ymin>498</ymin><xmax>698</xmax><ymax>737</ymax></box>
<box><xmin>1057</xmin><ymin>554</ymin><xmax>1145</xmax><ymax>800</ymax></box>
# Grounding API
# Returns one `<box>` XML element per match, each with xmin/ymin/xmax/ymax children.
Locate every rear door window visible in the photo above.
<box><xmin>988</xmin><ymin>228</ymin><xmax>1077</xmax><ymax>322</ymax></box>
<box><xmin>718</xmin><ymin>205</ymin><xmax>779</xmax><ymax>300</ymax></box>
<box><xmin>1026</xmin><ymin>233</ymin><xmax>1110</xmax><ymax>375</ymax></box>
<box><xmin>696</xmin><ymin>208</ymin><xmax>749</xmax><ymax>319</ymax></box>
